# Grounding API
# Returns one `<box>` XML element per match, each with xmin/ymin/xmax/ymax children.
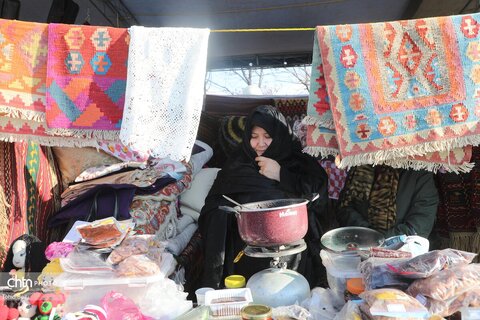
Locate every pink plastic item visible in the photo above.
<box><xmin>101</xmin><ymin>291</ymin><xmax>152</xmax><ymax>320</ymax></box>
<box><xmin>45</xmin><ymin>242</ymin><xmax>75</xmax><ymax>261</ymax></box>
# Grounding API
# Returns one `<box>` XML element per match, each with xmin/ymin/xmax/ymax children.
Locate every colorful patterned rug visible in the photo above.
<box><xmin>15</xmin><ymin>141</ymin><xmax>62</xmax><ymax>243</ymax></box>
<box><xmin>306</xmin><ymin>13</ymin><xmax>480</xmax><ymax>170</ymax></box>
<box><xmin>273</xmin><ymin>97</ymin><xmax>308</xmax><ymax>128</ymax></box>
<box><xmin>46</xmin><ymin>24</ymin><xmax>129</xmax><ymax>140</ymax></box>
<box><xmin>0</xmin><ymin>141</ymin><xmax>18</xmax><ymax>268</ymax></box>
<box><xmin>0</xmin><ymin>19</ymin><xmax>95</xmax><ymax>147</ymax></box>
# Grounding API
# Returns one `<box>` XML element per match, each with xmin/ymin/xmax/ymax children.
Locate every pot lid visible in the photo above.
<box><xmin>321</xmin><ymin>227</ymin><xmax>384</xmax><ymax>253</ymax></box>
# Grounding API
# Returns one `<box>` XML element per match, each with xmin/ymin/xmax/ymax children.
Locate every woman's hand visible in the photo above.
<box><xmin>256</xmin><ymin>156</ymin><xmax>281</xmax><ymax>181</ymax></box>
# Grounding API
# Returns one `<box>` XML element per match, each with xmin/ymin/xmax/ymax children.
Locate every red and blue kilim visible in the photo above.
<box><xmin>46</xmin><ymin>24</ymin><xmax>129</xmax><ymax>140</ymax></box>
<box><xmin>305</xmin><ymin>13</ymin><xmax>480</xmax><ymax>170</ymax></box>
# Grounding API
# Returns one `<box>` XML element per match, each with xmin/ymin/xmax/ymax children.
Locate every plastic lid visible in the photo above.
<box><xmin>346</xmin><ymin>278</ymin><xmax>365</xmax><ymax>295</ymax></box>
<box><xmin>224</xmin><ymin>275</ymin><xmax>246</xmax><ymax>288</ymax></box>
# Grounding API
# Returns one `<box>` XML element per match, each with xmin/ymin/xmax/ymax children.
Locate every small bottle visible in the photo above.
<box><xmin>224</xmin><ymin>274</ymin><xmax>246</xmax><ymax>289</ymax></box>
<box><xmin>344</xmin><ymin>277</ymin><xmax>365</xmax><ymax>301</ymax></box>
<box><xmin>241</xmin><ymin>304</ymin><xmax>272</xmax><ymax>320</ymax></box>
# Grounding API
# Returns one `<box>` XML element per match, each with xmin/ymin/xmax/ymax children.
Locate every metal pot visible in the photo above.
<box><xmin>220</xmin><ymin>196</ymin><xmax>317</xmax><ymax>247</ymax></box>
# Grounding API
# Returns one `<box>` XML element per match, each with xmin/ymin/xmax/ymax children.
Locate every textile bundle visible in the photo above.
<box><xmin>120</xmin><ymin>26</ymin><xmax>210</xmax><ymax>162</ymax></box>
<box><xmin>46</xmin><ymin>24</ymin><xmax>129</xmax><ymax>141</ymax></box>
<box><xmin>304</xmin><ymin>13</ymin><xmax>480</xmax><ymax>172</ymax></box>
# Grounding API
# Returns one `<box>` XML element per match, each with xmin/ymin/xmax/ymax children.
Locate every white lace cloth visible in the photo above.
<box><xmin>120</xmin><ymin>26</ymin><xmax>210</xmax><ymax>161</ymax></box>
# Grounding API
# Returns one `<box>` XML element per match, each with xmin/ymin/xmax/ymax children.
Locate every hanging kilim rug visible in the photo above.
<box><xmin>0</xmin><ymin>19</ymin><xmax>95</xmax><ymax>147</ymax></box>
<box><xmin>306</xmin><ymin>13</ymin><xmax>480</xmax><ymax>168</ymax></box>
<box><xmin>46</xmin><ymin>24</ymin><xmax>129</xmax><ymax>140</ymax></box>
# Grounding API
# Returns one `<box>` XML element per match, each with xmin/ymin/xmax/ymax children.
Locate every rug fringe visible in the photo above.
<box><xmin>448</xmin><ymin>231</ymin><xmax>476</xmax><ymax>253</ymax></box>
<box><xmin>303</xmin><ymin>146</ymin><xmax>339</xmax><ymax>158</ymax></box>
<box><xmin>302</xmin><ymin>115</ymin><xmax>335</xmax><ymax>129</ymax></box>
<box><xmin>45</xmin><ymin>128</ymin><xmax>120</xmax><ymax>141</ymax></box>
<box><xmin>0</xmin><ymin>133</ymin><xmax>97</xmax><ymax>148</ymax></box>
<box><xmin>339</xmin><ymin>135</ymin><xmax>480</xmax><ymax>169</ymax></box>
<box><xmin>471</xmin><ymin>230</ymin><xmax>480</xmax><ymax>263</ymax></box>
<box><xmin>0</xmin><ymin>106</ymin><xmax>46</xmax><ymax>122</ymax></box>
<box><xmin>380</xmin><ymin>159</ymin><xmax>474</xmax><ymax>173</ymax></box>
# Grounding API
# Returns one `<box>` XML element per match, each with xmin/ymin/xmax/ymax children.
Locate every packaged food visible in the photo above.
<box><xmin>107</xmin><ymin>235</ymin><xmax>153</xmax><ymax>265</ymax></box>
<box><xmin>360</xmin><ymin>288</ymin><xmax>429</xmax><ymax>319</ymax></box>
<box><xmin>425</xmin><ymin>287</ymin><xmax>480</xmax><ymax>317</ymax></box>
<box><xmin>386</xmin><ymin>249</ymin><xmax>477</xmax><ymax>279</ymax></box>
<box><xmin>115</xmin><ymin>255</ymin><xmax>160</xmax><ymax>277</ymax></box>
<box><xmin>360</xmin><ymin>257</ymin><xmax>412</xmax><ymax>290</ymax></box>
<box><xmin>407</xmin><ymin>263</ymin><xmax>480</xmax><ymax>301</ymax></box>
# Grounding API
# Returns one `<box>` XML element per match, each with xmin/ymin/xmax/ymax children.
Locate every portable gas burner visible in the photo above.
<box><xmin>243</xmin><ymin>239</ymin><xmax>307</xmax><ymax>259</ymax></box>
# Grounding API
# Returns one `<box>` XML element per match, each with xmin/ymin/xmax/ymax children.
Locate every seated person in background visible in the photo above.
<box><xmin>198</xmin><ymin>105</ymin><xmax>329</xmax><ymax>289</ymax></box>
<box><xmin>337</xmin><ymin>164</ymin><xmax>439</xmax><ymax>239</ymax></box>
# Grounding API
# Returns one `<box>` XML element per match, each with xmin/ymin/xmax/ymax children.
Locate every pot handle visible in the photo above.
<box><xmin>219</xmin><ymin>206</ymin><xmax>240</xmax><ymax>216</ymax></box>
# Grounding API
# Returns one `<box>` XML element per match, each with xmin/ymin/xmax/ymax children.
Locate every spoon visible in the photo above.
<box><xmin>222</xmin><ymin>195</ymin><xmax>251</xmax><ymax>210</ymax></box>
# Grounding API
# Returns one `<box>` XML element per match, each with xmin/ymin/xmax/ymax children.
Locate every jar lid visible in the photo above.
<box><xmin>346</xmin><ymin>278</ymin><xmax>365</xmax><ymax>295</ymax></box>
<box><xmin>225</xmin><ymin>275</ymin><xmax>246</xmax><ymax>288</ymax></box>
<box><xmin>241</xmin><ymin>304</ymin><xmax>272</xmax><ymax>319</ymax></box>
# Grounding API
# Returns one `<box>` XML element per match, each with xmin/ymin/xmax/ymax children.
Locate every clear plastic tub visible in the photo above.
<box><xmin>320</xmin><ymin>250</ymin><xmax>362</xmax><ymax>299</ymax></box>
<box><xmin>53</xmin><ymin>271</ymin><xmax>163</xmax><ymax>312</ymax></box>
<box><xmin>205</xmin><ymin>288</ymin><xmax>253</xmax><ymax>318</ymax></box>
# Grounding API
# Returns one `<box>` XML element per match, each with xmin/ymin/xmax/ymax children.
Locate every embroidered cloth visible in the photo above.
<box><xmin>46</xmin><ymin>24</ymin><xmax>129</xmax><ymax>140</ymax></box>
<box><xmin>120</xmin><ymin>26</ymin><xmax>209</xmax><ymax>161</ymax></box>
<box><xmin>306</xmin><ymin>14</ymin><xmax>480</xmax><ymax>170</ymax></box>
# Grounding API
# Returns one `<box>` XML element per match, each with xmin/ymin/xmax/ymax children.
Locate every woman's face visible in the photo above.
<box><xmin>250</xmin><ymin>126</ymin><xmax>272</xmax><ymax>156</ymax></box>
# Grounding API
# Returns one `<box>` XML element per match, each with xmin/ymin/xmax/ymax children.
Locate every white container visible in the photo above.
<box><xmin>195</xmin><ymin>287</ymin><xmax>214</xmax><ymax>305</ymax></box>
<box><xmin>462</xmin><ymin>307</ymin><xmax>480</xmax><ymax>320</ymax></box>
<box><xmin>205</xmin><ymin>288</ymin><xmax>252</xmax><ymax>318</ymax></box>
<box><xmin>320</xmin><ymin>250</ymin><xmax>362</xmax><ymax>299</ymax></box>
<box><xmin>53</xmin><ymin>272</ymin><xmax>163</xmax><ymax>313</ymax></box>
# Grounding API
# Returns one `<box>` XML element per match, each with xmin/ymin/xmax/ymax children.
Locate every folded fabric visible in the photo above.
<box><xmin>48</xmin><ymin>184</ymin><xmax>136</xmax><ymax>227</ymax></box>
<box><xmin>305</xmin><ymin>14</ymin><xmax>480</xmax><ymax>171</ymax></box>
<box><xmin>96</xmin><ymin>140</ymin><xmax>150</xmax><ymax>162</ymax></box>
<box><xmin>120</xmin><ymin>26</ymin><xmax>210</xmax><ymax>161</ymax></box>
<box><xmin>75</xmin><ymin>161</ymin><xmax>146</xmax><ymax>183</ymax></box>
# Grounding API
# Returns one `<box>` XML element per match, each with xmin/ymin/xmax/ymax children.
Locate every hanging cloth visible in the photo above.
<box><xmin>120</xmin><ymin>26</ymin><xmax>210</xmax><ymax>161</ymax></box>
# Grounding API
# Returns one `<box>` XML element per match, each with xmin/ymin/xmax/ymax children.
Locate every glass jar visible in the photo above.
<box><xmin>241</xmin><ymin>304</ymin><xmax>272</xmax><ymax>320</ymax></box>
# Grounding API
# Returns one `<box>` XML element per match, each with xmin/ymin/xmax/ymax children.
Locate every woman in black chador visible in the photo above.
<box><xmin>198</xmin><ymin>105</ymin><xmax>329</xmax><ymax>289</ymax></box>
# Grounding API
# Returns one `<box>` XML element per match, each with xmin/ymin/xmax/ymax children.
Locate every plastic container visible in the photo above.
<box><xmin>225</xmin><ymin>275</ymin><xmax>246</xmax><ymax>289</ymax></box>
<box><xmin>195</xmin><ymin>287</ymin><xmax>214</xmax><ymax>305</ymax></box>
<box><xmin>53</xmin><ymin>271</ymin><xmax>163</xmax><ymax>313</ymax></box>
<box><xmin>205</xmin><ymin>288</ymin><xmax>253</xmax><ymax>318</ymax></box>
<box><xmin>320</xmin><ymin>250</ymin><xmax>362</xmax><ymax>300</ymax></box>
<box><xmin>462</xmin><ymin>307</ymin><xmax>480</xmax><ymax>320</ymax></box>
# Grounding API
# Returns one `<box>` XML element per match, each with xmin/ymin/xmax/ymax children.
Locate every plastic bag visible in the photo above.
<box><xmin>139</xmin><ymin>277</ymin><xmax>192</xmax><ymax>319</ymax></box>
<box><xmin>360</xmin><ymin>288</ymin><xmax>429</xmax><ymax>319</ymax></box>
<box><xmin>115</xmin><ymin>255</ymin><xmax>160</xmax><ymax>277</ymax></box>
<box><xmin>385</xmin><ymin>249</ymin><xmax>477</xmax><ymax>279</ymax></box>
<box><xmin>101</xmin><ymin>291</ymin><xmax>152</xmax><ymax>320</ymax></box>
<box><xmin>407</xmin><ymin>263</ymin><xmax>480</xmax><ymax>301</ymax></box>
<box><xmin>333</xmin><ymin>301</ymin><xmax>362</xmax><ymax>320</ymax></box>
<box><xmin>301</xmin><ymin>287</ymin><xmax>344</xmax><ymax>320</ymax></box>
<box><xmin>425</xmin><ymin>286</ymin><xmax>480</xmax><ymax>317</ymax></box>
<box><xmin>107</xmin><ymin>235</ymin><xmax>153</xmax><ymax>265</ymax></box>
<box><xmin>359</xmin><ymin>257</ymin><xmax>412</xmax><ymax>290</ymax></box>
<box><xmin>272</xmin><ymin>305</ymin><xmax>311</xmax><ymax>320</ymax></box>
